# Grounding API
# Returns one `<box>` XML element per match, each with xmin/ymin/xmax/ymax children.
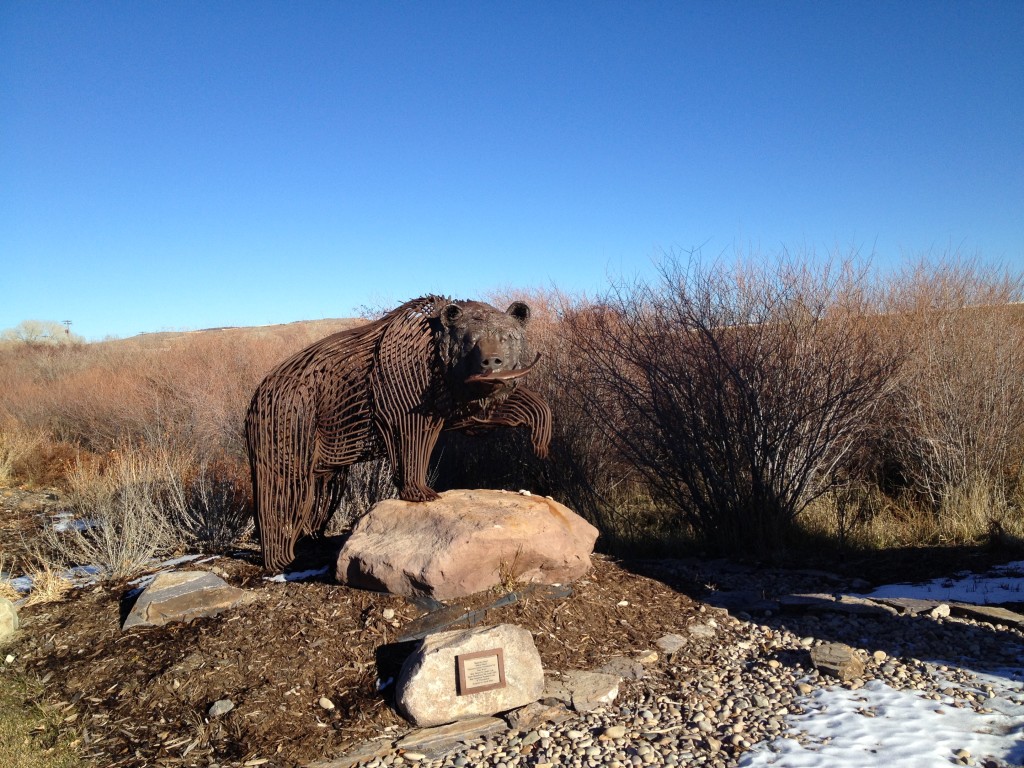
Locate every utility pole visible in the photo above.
<box><xmin>62</xmin><ymin>320</ymin><xmax>72</xmax><ymax>335</ymax></box>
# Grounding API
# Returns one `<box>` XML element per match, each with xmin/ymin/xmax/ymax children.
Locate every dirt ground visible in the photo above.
<box><xmin>6</xmin><ymin>550</ymin><xmax>729</xmax><ymax>767</ymax></box>
<box><xmin>1</xmin><ymin>486</ymin><xmax>737</xmax><ymax>768</ymax></box>
<box><xmin>3</xmin><ymin>486</ymin><xmax>1020</xmax><ymax>768</ymax></box>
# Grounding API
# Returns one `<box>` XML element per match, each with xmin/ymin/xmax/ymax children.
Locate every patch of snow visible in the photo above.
<box><xmin>2</xmin><ymin>553</ymin><xmax>219</xmax><ymax>595</ymax></box>
<box><xmin>5</xmin><ymin>575</ymin><xmax>33</xmax><ymax>594</ymax></box>
<box><xmin>50</xmin><ymin>511</ymin><xmax>100</xmax><ymax>533</ymax></box>
<box><xmin>1</xmin><ymin>564</ymin><xmax>103</xmax><ymax>593</ymax></box>
<box><xmin>741</xmin><ymin>676</ymin><xmax>1024</xmax><ymax>768</ymax></box>
<box><xmin>746</xmin><ymin>562</ymin><xmax>1024</xmax><ymax>768</ymax></box>
<box><xmin>66</xmin><ymin>564</ymin><xmax>103</xmax><ymax>580</ymax></box>
<box><xmin>863</xmin><ymin>560</ymin><xmax>1024</xmax><ymax>605</ymax></box>
<box><xmin>264</xmin><ymin>566</ymin><xmax>330</xmax><ymax>583</ymax></box>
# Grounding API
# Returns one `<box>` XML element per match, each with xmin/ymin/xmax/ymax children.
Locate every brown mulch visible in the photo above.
<box><xmin>4</xmin><ymin>547</ymin><xmax>722</xmax><ymax>768</ymax></box>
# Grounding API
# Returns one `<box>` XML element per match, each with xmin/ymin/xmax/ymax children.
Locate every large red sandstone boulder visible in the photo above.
<box><xmin>335</xmin><ymin>489</ymin><xmax>598</xmax><ymax>599</ymax></box>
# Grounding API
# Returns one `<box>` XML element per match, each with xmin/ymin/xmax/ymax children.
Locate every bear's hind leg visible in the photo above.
<box><xmin>306</xmin><ymin>468</ymin><xmax>347</xmax><ymax>537</ymax></box>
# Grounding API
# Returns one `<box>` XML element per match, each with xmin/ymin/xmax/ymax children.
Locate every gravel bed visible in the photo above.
<box><xmin>347</xmin><ymin>606</ymin><xmax>1024</xmax><ymax>768</ymax></box>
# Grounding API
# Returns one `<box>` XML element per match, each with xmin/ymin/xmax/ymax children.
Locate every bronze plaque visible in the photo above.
<box><xmin>456</xmin><ymin>648</ymin><xmax>506</xmax><ymax>695</ymax></box>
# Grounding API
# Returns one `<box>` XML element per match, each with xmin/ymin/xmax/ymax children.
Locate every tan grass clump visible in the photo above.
<box><xmin>23</xmin><ymin>565</ymin><xmax>71</xmax><ymax>606</ymax></box>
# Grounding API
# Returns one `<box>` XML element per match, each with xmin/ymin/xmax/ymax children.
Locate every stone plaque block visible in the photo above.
<box><xmin>396</xmin><ymin>624</ymin><xmax>543</xmax><ymax>727</ymax></box>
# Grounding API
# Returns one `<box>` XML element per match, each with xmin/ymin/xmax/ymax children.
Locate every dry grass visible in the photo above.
<box><xmin>0</xmin><ymin>552</ymin><xmax>19</xmax><ymax>602</ymax></box>
<box><xmin>0</xmin><ymin>673</ymin><xmax>80</xmax><ymax>768</ymax></box>
<box><xmin>802</xmin><ymin>478</ymin><xmax>1024</xmax><ymax>552</ymax></box>
<box><xmin>22</xmin><ymin>566</ymin><xmax>71</xmax><ymax>607</ymax></box>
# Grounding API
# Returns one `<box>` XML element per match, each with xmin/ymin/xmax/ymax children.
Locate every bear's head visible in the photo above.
<box><xmin>437</xmin><ymin>300</ymin><xmax>539</xmax><ymax>396</ymax></box>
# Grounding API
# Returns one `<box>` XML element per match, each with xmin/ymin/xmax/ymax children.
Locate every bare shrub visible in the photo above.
<box><xmin>563</xmin><ymin>252</ymin><xmax>900</xmax><ymax>555</ymax></box>
<box><xmin>42</xmin><ymin>448</ymin><xmax>180</xmax><ymax>580</ymax></box>
<box><xmin>882</xmin><ymin>257</ymin><xmax>1024</xmax><ymax>533</ymax></box>
<box><xmin>539</xmin><ymin>305</ymin><xmax>655</xmax><ymax>544</ymax></box>
<box><xmin>165</xmin><ymin>456</ymin><xmax>253</xmax><ymax>553</ymax></box>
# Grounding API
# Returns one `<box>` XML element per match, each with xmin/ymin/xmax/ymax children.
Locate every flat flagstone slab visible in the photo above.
<box><xmin>396</xmin><ymin>715</ymin><xmax>509</xmax><ymax>758</ymax></box>
<box><xmin>122</xmin><ymin>570</ymin><xmax>253</xmax><ymax>630</ymax></box>
<box><xmin>542</xmin><ymin>669</ymin><xmax>621</xmax><ymax>712</ymax></box>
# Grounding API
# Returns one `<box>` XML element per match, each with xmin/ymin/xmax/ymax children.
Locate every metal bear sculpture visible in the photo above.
<box><xmin>244</xmin><ymin>296</ymin><xmax>553</xmax><ymax>570</ymax></box>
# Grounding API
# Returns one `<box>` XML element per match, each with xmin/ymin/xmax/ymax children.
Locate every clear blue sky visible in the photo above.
<box><xmin>2</xmin><ymin>1</ymin><xmax>1022</xmax><ymax>340</ymax></box>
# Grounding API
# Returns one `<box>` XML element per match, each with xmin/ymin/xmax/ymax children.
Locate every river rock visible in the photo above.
<box><xmin>208</xmin><ymin>699</ymin><xmax>235</xmax><ymax>717</ymax></box>
<box><xmin>655</xmin><ymin>633</ymin><xmax>687</xmax><ymax>654</ymax></box>
<box><xmin>336</xmin><ymin>489</ymin><xmax>599</xmax><ymax>599</ymax></box>
<box><xmin>810</xmin><ymin>641</ymin><xmax>865</xmax><ymax>681</ymax></box>
<box><xmin>542</xmin><ymin>669</ymin><xmax>621</xmax><ymax>712</ymax></box>
<box><xmin>396</xmin><ymin>623</ymin><xmax>544</xmax><ymax>727</ymax></box>
<box><xmin>122</xmin><ymin>571</ymin><xmax>253</xmax><ymax>630</ymax></box>
<box><xmin>0</xmin><ymin>598</ymin><xmax>18</xmax><ymax>640</ymax></box>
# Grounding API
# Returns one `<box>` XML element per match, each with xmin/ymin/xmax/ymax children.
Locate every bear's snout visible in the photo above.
<box><xmin>477</xmin><ymin>348</ymin><xmax>505</xmax><ymax>374</ymax></box>
<box><xmin>475</xmin><ymin>337</ymin><xmax>507</xmax><ymax>375</ymax></box>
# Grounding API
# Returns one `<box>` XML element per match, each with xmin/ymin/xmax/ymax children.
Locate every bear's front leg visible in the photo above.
<box><xmin>456</xmin><ymin>387</ymin><xmax>552</xmax><ymax>459</ymax></box>
<box><xmin>399</xmin><ymin>483</ymin><xmax>440</xmax><ymax>503</ymax></box>
<box><xmin>381</xmin><ymin>414</ymin><xmax>444</xmax><ymax>503</ymax></box>
<box><xmin>516</xmin><ymin>387</ymin><xmax>552</xmax><ymax>459</ymax></box>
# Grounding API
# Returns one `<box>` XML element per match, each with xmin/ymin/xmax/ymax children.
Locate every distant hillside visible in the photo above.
<box><xmin>100</xmin><ymin>317</ymin><xmax>367</xmax><ymax>350</ymax></box>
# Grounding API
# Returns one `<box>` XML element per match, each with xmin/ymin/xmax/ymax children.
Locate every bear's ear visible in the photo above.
<box><xmin>507</xmin><ymin>302</ymin><xmax>531</xmax><ymax>325</ymax></box>
<box><xmin>441</xmin><ymin>304</ymin><xmax>464</xmax><ymax>327</ymax></box>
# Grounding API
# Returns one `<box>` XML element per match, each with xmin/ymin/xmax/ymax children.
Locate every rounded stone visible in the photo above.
<box><xmin>208</xmin><ymin>699</ymin><xmax>234</xmax><ymax>718</ymax></box>
<box><xmin>0</xmin><ymin>598</ymin><xmax>19</xmax><ymax>640</ymax></box>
